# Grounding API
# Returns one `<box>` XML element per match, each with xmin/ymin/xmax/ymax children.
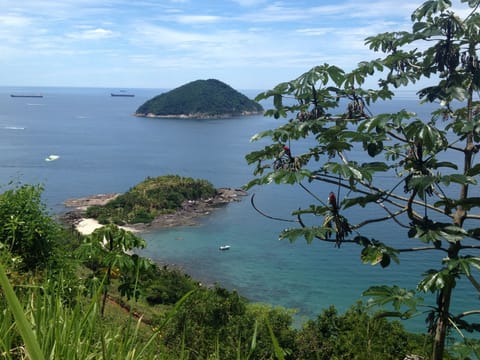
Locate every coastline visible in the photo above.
<box><xmin>62</xmin><ymin>188</ymin><xmax>248</xmax><ymax>235</ymax></box>
<box><xmin>134</xmin><ymin>111</ymin><xmax>263</xmax><ymax>119</ymax></box>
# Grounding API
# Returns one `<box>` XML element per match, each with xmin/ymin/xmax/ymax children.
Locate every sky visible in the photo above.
<box><xmin>0</xmin><ymin>0</ymin><xmax>467</xmax><ymax>90</ymax></box>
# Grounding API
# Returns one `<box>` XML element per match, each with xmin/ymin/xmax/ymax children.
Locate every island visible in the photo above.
<box><xmin>62</xmin><ymin>175</ymin><xmax>247</xmax><ymax>234</ymax></box>
<box><xmin>134</xmin><ymin>79</ymin><xmax>263</xmax><ymax>119</ymax></box>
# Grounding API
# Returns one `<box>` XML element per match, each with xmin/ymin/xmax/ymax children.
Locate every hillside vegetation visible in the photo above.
<box><xmin>85</xmin><ymin>175</ymin><xmax>216</xmax><ymax>224</ymax></box>
<box><xmin>135</xmin><ymin>79</ymin><xmax>263</xmax><ymax>118</ymax></box>
<box><xmin>0</xmin><ymin>182</ymin><xmax>434</xmax><ymax>359</ymax></box>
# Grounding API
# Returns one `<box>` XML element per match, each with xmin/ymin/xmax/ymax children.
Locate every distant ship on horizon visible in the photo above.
<box><xmin>111</xmin><ymin>90</ymin><xmax>134</xmax><ymax>97</ymax></box>
<box><xmin>10</xmin><ymin>94</ymin><xmax>43</xmax><ymax>98</ymax></box>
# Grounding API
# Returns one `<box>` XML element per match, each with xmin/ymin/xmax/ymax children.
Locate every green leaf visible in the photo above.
<box><xmin>363</xmin><ymin>285</ymin><xmax>422</xmax><ymax>312</ymax></box>
<box><xmin>410</xmin><ymin>217</ymin><xmax>467</xmax><ymax>244</ymax></box>
<box><xmin>279</xmin><ymin>227</ymin><xmax>332</xmax><ymax>244</ymax></box>
<box><xmin>412</xmin><ymin>0</ymin><xmax>452</xmax><ymax>21</ymax></box>
<box><xmin>431</xmin><ymin>161</ymin><xmax>458</xmax><ymax>170</ymax></box>
<box><xmin>439</xmin><ymin>174</ymin><xmax>477</xmax><ymax>186</ymax></box>
<box><xmin>273</xmin><ymin>94</ymin><xmax>283</xmax><ymax>109</ymax></box>
<box><xmin>445</xmin><ymin>256</ymin><xmax>480</xmax><ymax>277</ymax></box>
<box><xmin>466</xmin><ymin>163</ymin><xmax>480</xmax><ymax>176</ymax></box>
<box><xmin>418</xmin><ymin>268</ymin><xmax>455</xmax><ymax>293</ymax></box>
<box><xmin>342</xmin><ymin>194</ymin><xmax>383</xmax><ymax>209</ymax></box>
<box><xmin>323</xmin><ymin>162</ymin><xmax>364</xmax><ymax>181</ymax></box>
<box><xmin>435</xmin><ymin>197</ymin><xmax>480</xmax><ymax>213</ymax></box>
<box><xmin>360</xmin><ymin>240</ymin><xmax>399</xmax><ymax>268</ymax></box>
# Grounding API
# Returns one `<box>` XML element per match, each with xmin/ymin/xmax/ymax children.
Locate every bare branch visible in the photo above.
<box><xmin>298</xmin><ymin>182</ymin><xmax>328</xmax><ymax>207</ymax></box>
<box><xmin>250</xmin><ymin>194</ymin><xmax>298</xmax><ymax>223</ymax></box>
<box><xmin>397</xmin><ymin>246</ymin><xmax>448</xmax><ymax>253</ymax></box>
<box><xmin>455</xmin><ymin>310</ymin><xmax>480</xmax><ymax>320</ymax></box>
<box><xmin>354</xmin><ymin>205</ymin><xmax>409</xmax><ymax>230</ymax></box>
<box><xmin>459</xmin><ymin>244</ymin><xmax>480</xmax><ymax>250</ymax></box>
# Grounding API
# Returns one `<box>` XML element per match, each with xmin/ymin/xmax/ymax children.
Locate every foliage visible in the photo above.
<box><xmin>144</xmin><ymin>265</ymin><xmax>199</xmax><ymax>305</ymax></box>
<box><xmin>135</xmin><ymin>79</ymin><xmax>263</xmax><ymax>117</ymax></box>
<box><xmin>85</xmin><ymin>175</ymin><xmax>216</xmax><ymax>224</ymax></box>
<box><xmin>0</xmin><ymin>184</ymin><xmax>63</xmax><ymax>271</ymax></box>
<box><xmin>244</xmin><ymin>1</ymin><xmax>480</xmax><ymax>359</ymax></box>
<box><xmin>0</xmin><ymin>183</ymin><xmax>450</xmax><ymax>359</ymax></box>
<box><xmin>295</xmin><ymin>303</ymin><xmax>430</xmax><ymax>360</ymax></box>
<box><xmin>76</xmin><ymin>224</ymin><xmax>155</xmax><ymax>316</ymax></box>
<box><xmin>0</xmin><ymin>270</ymin><xmax>167</xmax><ymax>359</ymax></box>
<box><xmin>160</xmin><ymin>285</ymin><xmax>297</xmax><ymax>359</ymax></box>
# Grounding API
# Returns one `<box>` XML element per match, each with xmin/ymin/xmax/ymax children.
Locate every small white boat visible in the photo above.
<box><xmin>219</xmin><ymin>245</ymin><xmax>230</xmax><ymax>251</ymax></box>
<box><xmin>45</xmin><ymin>154</ymin><xmax>60</xmax><ymax>162</ymax></box>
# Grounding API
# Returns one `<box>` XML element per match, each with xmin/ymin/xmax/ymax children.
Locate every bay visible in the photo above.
<box><xmin>0</xmin><ymin>86</ymin><xmax>476</xmax><ymax>332</ymax></box>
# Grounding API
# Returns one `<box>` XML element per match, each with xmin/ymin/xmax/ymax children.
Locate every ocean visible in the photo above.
<box><xmin>0</xmin><ymin>86</ymin><xmax>476</xmax><ymax>332</ymax></box>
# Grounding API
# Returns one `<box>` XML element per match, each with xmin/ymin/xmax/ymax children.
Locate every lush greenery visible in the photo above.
<box><xmin>0</xmin><ymin>184</ymin><xmax>63</xmax><ymax>271</ymax></box>
<box><xmin>0</xmin><ymin>183</ymin><xmax>436</xmax><ymax>359</ymax></box>
<box><xmin>245</xmin><ymin>0</ymin><xmax>480</xmax><ymax>359</ymax></box>
<box><xmin>85</xmin><ymin>175</ymin><xmax>216</xmax><ymax>224</ymax></box>
<box><xmin>135</xmin><ymin>79</ymin><xmax>263</xmax><ymax>117</ymax></box>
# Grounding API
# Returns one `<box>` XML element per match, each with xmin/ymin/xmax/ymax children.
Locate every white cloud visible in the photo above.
<box><xmin>296</xmin><ymin>27</ymin><xmax>337</xmax><ymax>36</ymax></box>
<box><xmin>173</xmin><ymin>15</ymin><xmax>222</xmax><ymax>24</ymax></box>
<box><xmin>133</xmin><ymin>25</ymin><xmax>211</xmax><ymax>47</ymax></box>
<box><xmin>2</xmin><ymin>0</ymin><xmax>474</xmax><ymax>89</ymax></box>
<box><xmin>67</xmin><ymin>28</ymin><xmax>116</xmax><ymax>40</ymax></box>
<box><xmin>0</xmin><ymin>14</ymin><xmax>32</xmax><ymax>27</ymax></box>
<box><xmin>231</xmin><ymin>0</ymin><xmax>268</xmax><ymax>6</ymax></box>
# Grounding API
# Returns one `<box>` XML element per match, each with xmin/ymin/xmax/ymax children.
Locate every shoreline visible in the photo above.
<box><xmin>134</xmin><ymin>111</ymin><xmax>263</xmax><ymax>119</ymax></box>
<box><xmin>62</xmin><ymin>188</ymin><xmax>248</xmax><ymax>235</ymax></box>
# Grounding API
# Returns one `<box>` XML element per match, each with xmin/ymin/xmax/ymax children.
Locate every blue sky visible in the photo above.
<box><xmin>0</xmin><ymin>0</ymin><xmax>464</xmax><ymax>90</ymax></box>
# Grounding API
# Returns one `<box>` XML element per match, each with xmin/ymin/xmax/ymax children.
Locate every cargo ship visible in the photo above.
<box><xmin>111</xmin><ymin>90</ymin><xmax>134</xmax><ymax>97</ymax></box>
<box><xmin>10</xmin><ymin>94</ymin><xmax>43</xmax><ymax>98</ymax></box>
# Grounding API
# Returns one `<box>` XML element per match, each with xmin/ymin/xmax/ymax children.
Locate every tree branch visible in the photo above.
<box><xmin>397</xmin><ymin>246</ymin><xmax>447</xmax><ymax>253</ymax></box>
<box><xmin>250</xmin><ymin>194</ymin><xmax>299</xmax><ymax>223</ymax></box>
<box><xmin>353</xmin><ymin>206</ymin><xmax>409</xmax><ymax>230</ymax></box>
<box><xmin>454</xmin><ymin>310</ymin><xmax>480</xmax><ymax>320</ymax></box>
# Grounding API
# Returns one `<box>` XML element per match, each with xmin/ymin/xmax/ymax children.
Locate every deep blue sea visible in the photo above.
<box><xmin>0</xmin><ymin>86</ymin><xmax>477</xmax><ymax>332</ymax></box>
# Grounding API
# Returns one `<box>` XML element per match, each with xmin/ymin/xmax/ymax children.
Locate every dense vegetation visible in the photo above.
<box><xmin>85</xmin><ymin>175</ymin><xmax>216</xmax><ymax>224</ymax></box>
<box><xmin>3</xmin><ymin>0</ymin><xmax>480</xmax><ymax>357</ymax></box>
<box><xmin>245</xmin><ymin>0</ymin><xmax>480</xmax><ymax>359</ymax></box>
<box><xmin>135</xmin><ymin>79</ymin><xmax>263</xmax><ymax>118</ymax></box>
<box><xmin>0</xmin><ymin>183</ymin><xmax>436</xmax><ymax>359</ymax></box>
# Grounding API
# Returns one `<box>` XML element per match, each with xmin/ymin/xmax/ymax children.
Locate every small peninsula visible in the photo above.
<box><xmin>134</xmin><ymin>79</ymin><xmax>263</xmax><ymax>119</ymax></box>
<box><xmin>62</xmin><ymin>175</ymin><xmax>247</xmax><ymax>232</ymax></box>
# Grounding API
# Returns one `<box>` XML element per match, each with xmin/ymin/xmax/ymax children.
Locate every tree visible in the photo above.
<box><xmin>245</xmin><ymin>1</ymin><xmax>480</xmax><ymax>359</ymax></box>
<box><xmin>295</xmin><ymin>303</ymin><xmax>428</xmax><ymax>359</ymax></box>
<box><xmin>162</xmin><ymin>286</ymin><xmax>297</xmax><ymax>359</ymax></box>
<box><xmin>0</xmin><ymin>184</ymin><xmax>61</xmax><ymax>271</ymax></box>
<box><xmin>76</xmin><ymin>224</ymin><xmax>153</xmax><ymax>316</ymax></box>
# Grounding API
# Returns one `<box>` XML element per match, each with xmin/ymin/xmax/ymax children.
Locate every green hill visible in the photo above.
<box><xmin>135</xmin><ymin>79</ymin><xmax>263</xmax><ymax>118</ymax></box>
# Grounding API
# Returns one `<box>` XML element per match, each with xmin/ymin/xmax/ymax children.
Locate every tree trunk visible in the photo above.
<box><xmin>432</xmin><ymin>65</ymin><xmax>476</xmax><ymax>358</ymax></box>
<box><xmin>101</xmin><ymin>265</ymin><xmax>112</xmax><ymax>316</ymax></box>
<box><xmin>432</xmin><ymin>277</ymin><xmax>454</xmax><ymax>360</ymax></box>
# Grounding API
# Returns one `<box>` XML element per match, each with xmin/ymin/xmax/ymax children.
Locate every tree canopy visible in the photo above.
<box><xmin>85</xmin><ymin>175</ymin><xmax>216</xmax><ymax>224</ymax></box>
<box><xmin>245</xmin><ymin>1</ymin><xmax>480</xmax><ymax>358</ymax></box>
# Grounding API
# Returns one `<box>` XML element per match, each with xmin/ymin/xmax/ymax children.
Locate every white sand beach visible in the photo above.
<box><xmin>75</xmin><ymin>218</ymin><xmax>139</xmax><ymax>235</ymax></box>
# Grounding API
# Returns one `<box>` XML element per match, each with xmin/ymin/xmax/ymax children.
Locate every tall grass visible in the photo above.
<box><xmin>0</xmin><ymin>265</ymin><xmax>273</xmax><ymax>359</ymax></box>
<box><xmin>0</xmin><ymin>262</ymin><xmax>44</xmax><ymax>359</ymax></box>
<box><xmin>0</xmin><ymin>265</ymin><xmax>166</xmax><ymax>359</ymax></box>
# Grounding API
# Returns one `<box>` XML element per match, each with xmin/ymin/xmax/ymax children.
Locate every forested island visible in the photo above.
<box><xmin>134</xmin><ymin>79</ymin><xmax>263</xmax><ymax>118</ymax></box>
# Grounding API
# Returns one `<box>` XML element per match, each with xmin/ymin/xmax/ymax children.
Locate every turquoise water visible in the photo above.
<box><xmin>0</xmin><ymin>86</ymin><xmax>477</xmax><ymax>332</ymax></box>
